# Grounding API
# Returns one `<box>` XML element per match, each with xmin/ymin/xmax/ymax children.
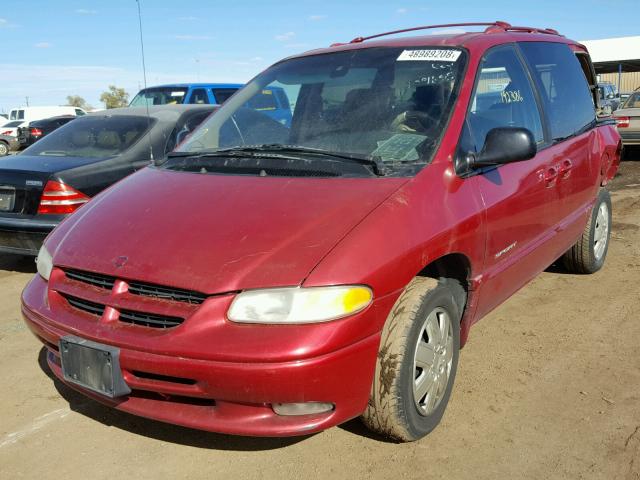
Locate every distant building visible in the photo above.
<box><xmin>581</xmin><ymin>36</ymin><xmax>640</xmax><ymax>93</ymax></box>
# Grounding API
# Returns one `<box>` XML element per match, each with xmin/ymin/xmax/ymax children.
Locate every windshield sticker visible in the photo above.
<box><xmin>397</xmin><ymin>49</ymin><xmax>461</xmax><ymax>62</ymax></box>
<box><xmin>372</xmin><ymin>134</ymin><xmax>426</xmax><ymax>162</ymax></box>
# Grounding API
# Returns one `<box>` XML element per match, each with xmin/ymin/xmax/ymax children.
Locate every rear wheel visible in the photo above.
<box><xmin>361</xmin><ymin>277</ymin><xmax>463</xmax><ymax>442</ymax></box>
<box><xmin>562</xmin><ymin>189</ymin><xmax>612</xmax><ymax>274</ymax></box>
<box><xmin>0</xmin><ymin>141</ymin><xmax>8</xmax><ymax>156</ymax></box>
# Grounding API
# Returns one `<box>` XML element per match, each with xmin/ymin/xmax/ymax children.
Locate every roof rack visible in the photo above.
<box><xmin>340</xmin><ymin>21</ymin><xmax>561</xmax><ymax>45</ymax></box>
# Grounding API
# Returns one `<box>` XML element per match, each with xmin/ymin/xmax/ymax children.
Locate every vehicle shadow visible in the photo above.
<box><xmin>544</xmin><ymin>261</ymin><xmax>574</xmax><ymax>275</ymax></box>
<box><xmin>37</xmin><ymin>347</ymin><xmax>313</xmax><ymax>451</ymax></box>
<box><xmin>0</xmin><ymin>254</ymin><xmax>37</xmax><ymax>274</ymax></box>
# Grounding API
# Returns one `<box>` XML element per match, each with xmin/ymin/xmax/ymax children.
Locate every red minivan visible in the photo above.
<box><xmin>22</xmin><ymin>22</ymin><xmax>621</xmax><ymax>441</ymax></box>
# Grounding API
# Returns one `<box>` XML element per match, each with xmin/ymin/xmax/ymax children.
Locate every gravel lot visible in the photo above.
<box><xmin>1</xmin><ymin>150</ymin><xmax>639</xmax><ymax>480</ymax></box>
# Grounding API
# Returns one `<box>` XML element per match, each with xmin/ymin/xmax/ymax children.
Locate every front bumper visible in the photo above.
<box><xmin>22</xmin><ymin>274</ymin><xmax>396</xmax><ymax>436</ymax></box>
<box><xmin>0</xmin><ymin>216</ymin><xmax>60</xmax><ymax>255</ymax></box>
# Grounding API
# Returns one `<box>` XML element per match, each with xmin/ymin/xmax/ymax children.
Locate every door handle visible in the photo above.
<box><xmin>559</xmin><ymin>159</ymin><xmax>573</xmax><ymax>178</ymax></box>
<box><xmin>544</xmin><ymin>166</ymin><xmax>558</xmax><ymax>186</ymax></box>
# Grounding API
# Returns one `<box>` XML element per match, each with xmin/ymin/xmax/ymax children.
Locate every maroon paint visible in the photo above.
<box><xmin>21</xmin><ymin>28</ymin><xmax>621</xmax><ymax>436</ymax></box>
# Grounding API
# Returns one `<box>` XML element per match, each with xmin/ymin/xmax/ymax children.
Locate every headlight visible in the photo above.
<box><xmin>227</xmin><ymin>286</ymin><xmax>373</xmax><ymax>324</ymax></box>
<box><xmin>36</xmin><ymin>244</ymin><xmax>53</xmax><ymax>281</ymax></box>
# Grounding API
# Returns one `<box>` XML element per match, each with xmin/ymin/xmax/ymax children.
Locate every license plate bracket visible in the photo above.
<box><xmin>59</xmin><ymin>336</ymin><xmax>131</xmax><ymax>398</ymax></box>
<box><xmin>0</xmin><ymin>186</ymin><xmax>15</xmax><ymax>212</ymax></box>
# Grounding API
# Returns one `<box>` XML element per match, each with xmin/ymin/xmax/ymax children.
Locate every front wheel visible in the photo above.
<box><xmin>361</xmin><ymin>277</ymin><xmax>463</xmax><ymax>441</ymax></box>
<box><xmin>562</xmin><ymin>189</ymin><xmax>612</xmax><ymax>274</ymax></box>
<box><xmin>0</xmin><ymin>141</ymin><xmax>8</xmax><ymax>157</ymax></box>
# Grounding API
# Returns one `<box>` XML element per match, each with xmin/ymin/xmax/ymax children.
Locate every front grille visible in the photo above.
<box><xmin>119</xmin><ymin>309</ymin><xmax>183</xmax><ymax>329</ymax></box>
<box><xmin>65</xmin><ymin>269</ymin><xmax>116</xmax><ymax>290</ymax></box>
<box><xmin>62</xmin><ymin>268</ymin><xmax>207</xmax><ymax>304</ymax></box>
<box><xmin>62</xmin><ymin>293</ymin><xmax>184</xmax><ymax>329</ymax></box>
<box><xmin>128</xmin><ymin>282</ymin><xmax>207</xmax><ymax>305</ymax></box>
<box><xmin>63</xmin><ymin>294</ymin><xmax>106</xmax><ymax>317</ymax></box>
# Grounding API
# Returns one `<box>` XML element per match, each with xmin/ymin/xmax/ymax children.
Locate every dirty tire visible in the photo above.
<box><xmin>361</xmin><ymin>277</ymin><xmax>462</xmax><ymax>442</ymax></box>
<box><xmin>0</xmin><ymin>141</ymin><xmax>8</xmax><ymax>157</ymax></box>
<box><xmin>562</xmin><ymin>189</ymin><xmax>612</xmax><ymax>274</ymax></box>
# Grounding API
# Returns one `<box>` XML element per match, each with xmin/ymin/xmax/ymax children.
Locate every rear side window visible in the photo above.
<box><xmin>17</xmin><ymin>110</ymin><xmax>24</xmax><ymax>120</ymax></box>
<box><xmin>211</xmin><ymin>88</ymin><xmax>238</xmax><ymax>104</ymax></box>
<box><xmin>75</xmin><ymin>109</ymin><xmax>86</xmax><ymax>116</ymax></box>
<box><xmin>189</xmin><ymin>88</ymin><xmax>209</xmax><ymax>104</ymax></box>
<box><xmin>519</xmin><ymin>42</ymin><xmax>595</xmax><ymax>141</ymax></box>
<box><xmin>463</xmin><ymin>45</ymin><xmax>544</xmax><ymax>153</ymax></box>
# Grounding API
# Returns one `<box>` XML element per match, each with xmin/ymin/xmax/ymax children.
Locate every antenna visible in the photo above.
<box><xmin>136</xmin><ymin>0</ymin><xmax>154</xmax><ymax>163</ymax></box>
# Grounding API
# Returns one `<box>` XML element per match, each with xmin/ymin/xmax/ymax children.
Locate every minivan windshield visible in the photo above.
<box><xmin>130</xmin><ymin>87</ymin><xmax>188</xmax><ymax>107</ymax></box>
<box><xmin>173</xmin><ymin>47</ymin><xmax>466</xmax><ymax>176</ymax></box>
<box><xmin>23</xmin><ymin>115</ymin><xmax>154</xmax><ymax>158</ymax></box>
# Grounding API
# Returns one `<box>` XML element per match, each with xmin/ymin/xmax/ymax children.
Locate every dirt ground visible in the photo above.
<box><xmin>1</xmin><ymin>150</ymin><xmax>639</xmax><ymax>480</ymax></box>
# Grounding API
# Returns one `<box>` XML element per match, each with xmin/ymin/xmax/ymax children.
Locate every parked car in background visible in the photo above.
<box><xmin>1</xmin><ymin>120</ymin><xmax>26</xmax><ymax>137</ymax></box>
<box><xmin>619</xmin><ymin>91</ymin><xmax>632</xmax><ymax>105</ymax></box>
<box><xmin>0</xmin><ymin>134</ymin><xmax>19</xmax><ymax>156</ymax></box>
<box><xmin>8</xmin><ymin>106</ymin><xmax>86</xmax><ymax>123</ymax></box>
<box><xmin>130</xmin><ymin>83</ymin><xmax>243</xmax><ymax>106</ymax></box>
<box><xmin>130</xmin><ymin>83</ymin><xmax>292</xmax><ymax>126</ymax></box>
<box><xmin>598</xmin><ymin>82</ymin><xmax>621</xmax><ymax>113</ymax></box>
<box><xmin>17</xmin><ymin>115</ymin><xmax>77</xmax><ymax>148</ymax></box>
<box><xmin>0</xmin><ymin>104</ymin><xmax>216</xmax><ymax>255</ymax></box>
<box><xmin>614</xmin><ymin>90</ymin><xmax>640</xmax><ymax>145</ymax></box>
<box><xmin>21</xmin><ymin>22</ymin><xmax>621</xmax><ymax>442</ymax></box>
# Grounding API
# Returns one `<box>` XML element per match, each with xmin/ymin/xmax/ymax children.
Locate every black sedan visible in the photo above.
<box><xmin>17</xmin><ymin>115</ymin><xmax>77</xmax><ymax>148</ymax></box>
<box><xmin>0</xmin><ymin>104</ymin><xmax>216</xmax><ymax>255</ymax></box>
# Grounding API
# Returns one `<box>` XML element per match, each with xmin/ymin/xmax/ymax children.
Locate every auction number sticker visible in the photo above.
<box><xmin>397</xmin><ymin>49</ymin><xmax>461</xmax><ymax>62</ymax></box>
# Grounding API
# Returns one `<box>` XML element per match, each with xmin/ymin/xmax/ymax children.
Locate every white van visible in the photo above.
<box><xmin>8</xmin><ymin>106</ymin><xmax>86</xmax><ymax>123</ymax></box>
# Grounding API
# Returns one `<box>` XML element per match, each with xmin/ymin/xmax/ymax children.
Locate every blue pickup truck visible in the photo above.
<box><xmin>130</xmin><ymin>83</ymin><xmax>292</xmax><ymax>126</ymax></box>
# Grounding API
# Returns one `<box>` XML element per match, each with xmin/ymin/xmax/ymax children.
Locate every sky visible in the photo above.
<box><xmin>0</xmin><ymin>0</ymin><xmax>637</xmax><ymax>112</ymax></box>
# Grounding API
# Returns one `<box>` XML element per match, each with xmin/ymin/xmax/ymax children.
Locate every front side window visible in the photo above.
<box><xmin>211</xmin><ymin>88</ymin><xmax>238</xmax><ymax>104</ymax></box>
<box><xmin>519</xmin><ymin>42</ymin><xmax>595</xmax><ymax>140</ymax></box>
<box><xmin>188</xmin><ymin>89</ymin><xmax>209</xmax><ymax>105</ymax></box>
<box><xmin>23</xmin><ymin>115</ymin><xmax>155</xmax><ymax>158</ymax></box>
<box><xmin>462</xmin><ymin>45</ymin><xmax>544</xmax><ymax>153</ymax></box>
<box><xmin>75</xmin><ymin>109</ymin><xmax>86</xmax><ymax>116</ymax></box>
<box><xmin>129</xmin><ymin>87</ymin><xmax>188</xmax><ymax>106</ymax></box>
<box><xmin>173</xmin><ymin>47</ymin><xmax>467</xmax><ymax>176</ymax></box>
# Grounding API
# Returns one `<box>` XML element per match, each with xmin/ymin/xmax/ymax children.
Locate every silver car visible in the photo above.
<box><xmin>614</xmin><ymin>91</ymin><xmax>640</xmax><ymax>146</ymax></box>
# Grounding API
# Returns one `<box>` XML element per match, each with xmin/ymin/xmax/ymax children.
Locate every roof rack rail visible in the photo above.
<box><xmin>340</xmin><ymin>21</ymin><xmax>561</xmax><ymax>45</ymax></box>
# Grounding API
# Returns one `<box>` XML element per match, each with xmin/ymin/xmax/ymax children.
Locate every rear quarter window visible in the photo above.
<box><xmin>519</xmin><ymin>42</ymin><xmax>596</xmax><ymax>140</ymax></box>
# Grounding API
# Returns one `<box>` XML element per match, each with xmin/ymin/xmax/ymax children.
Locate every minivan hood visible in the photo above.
<box><xmin>48</xmin><ymin>167</ymin><xmax>407</xmax><ymax>294</ymax></box>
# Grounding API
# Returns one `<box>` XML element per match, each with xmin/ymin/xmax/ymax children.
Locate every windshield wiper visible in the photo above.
<box><xmin>169</xmin><ymin>144</ymin><xmax>386</xmax><ymax>176</ymax></box>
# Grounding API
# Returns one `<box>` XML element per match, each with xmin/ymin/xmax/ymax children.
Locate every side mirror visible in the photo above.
<box><xmin>470</xmin><ymin>127</ymin><xmax>537</xmax><ymax>168</ymax></box>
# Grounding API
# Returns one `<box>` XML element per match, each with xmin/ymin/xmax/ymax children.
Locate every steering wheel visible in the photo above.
<box><xmin>391</xmin><ymin>110</ymin><xmax>436</xmax><ymax>133</ymax></box>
